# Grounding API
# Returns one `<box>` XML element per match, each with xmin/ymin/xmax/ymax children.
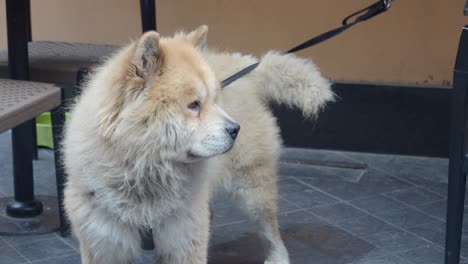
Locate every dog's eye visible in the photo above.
<box><xmin>188</xmin><ymin>100</ymin><xmax>201</xmax><ymax>111</ymax></box>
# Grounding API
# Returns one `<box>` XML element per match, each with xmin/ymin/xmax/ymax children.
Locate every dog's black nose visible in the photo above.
<box><xmin>226</xmin><ymin>123</ymin><xmax>240</xmax><ymax>140</ymax></box>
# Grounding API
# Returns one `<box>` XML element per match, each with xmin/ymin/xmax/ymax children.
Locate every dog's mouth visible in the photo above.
<box><xmin>186</xmin><ymin>141</ymin><xmax>236</xmax><ymax>162</ymax></box>
<box><xmin>184</xmin><ymin>152</ymin><xmax>205</xmax><ymax>163</ymax></box>
<box><xmin>187</xmin><ymin>152</ymin><xmax>202</xmax><ymax>159</ymax></box>
<box><xmin>221</xmin><ymin>141</ymin><xmax>236</xmax><ymax>154</ymax></box>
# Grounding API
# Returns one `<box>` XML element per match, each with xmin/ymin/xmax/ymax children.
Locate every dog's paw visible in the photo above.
<box><xmin>265</xmin><ymin>246</ymin><xmax>290</xmax><ymax>264</ymax></box>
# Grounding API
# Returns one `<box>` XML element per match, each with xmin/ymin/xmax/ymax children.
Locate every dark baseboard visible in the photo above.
<box><xmin>273</xmin><ymin>82</ymin><xmax>451</xmax><ymax>158</ymax></box>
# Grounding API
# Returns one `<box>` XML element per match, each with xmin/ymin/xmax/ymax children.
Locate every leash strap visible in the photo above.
<box><xmin>221</xmin><ymin>0</ymin><xmax>393</xmax><ymax>88</ymax></box>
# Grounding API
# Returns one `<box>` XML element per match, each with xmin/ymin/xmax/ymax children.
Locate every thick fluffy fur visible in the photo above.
<box><xmin>63</xmin><ymin>26</ymin><xmax>333</xmax><ymax>264</ymax></box>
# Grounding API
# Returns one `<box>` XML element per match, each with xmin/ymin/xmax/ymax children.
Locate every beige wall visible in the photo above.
<box><xmin>0</xmin><ymin>0</ymin><xmax>467</xmax><ymax>87</ymax></box>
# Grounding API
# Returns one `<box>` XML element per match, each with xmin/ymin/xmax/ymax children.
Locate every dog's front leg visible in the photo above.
<box><xmin>153</xmin><ymin>203</ymin><xmax>210</xmax><ymax>264</ymax></box>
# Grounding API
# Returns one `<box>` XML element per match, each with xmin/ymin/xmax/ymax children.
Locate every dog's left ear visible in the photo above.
<box><xmin>187</xmin><ymin>25</ymin><xmax>208</xmax><ymax>49</ymax></box>
<box><xmin>132</xmin><ymin>31</ymin><xmax>163</xmax><ymax>79</ymax></box>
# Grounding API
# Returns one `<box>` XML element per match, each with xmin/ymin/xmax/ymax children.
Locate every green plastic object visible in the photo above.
<box><xmin>36</xmin><ymin>112</ymin><xmax>70</xmax><ymax>149</ymax></box>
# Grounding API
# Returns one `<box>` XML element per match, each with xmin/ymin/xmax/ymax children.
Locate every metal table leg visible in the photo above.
<box><xmin>4</xmin><ymin>0</ymin><xmax>42</xmax><ymax>218</ymax></box>
<box><xmin>0</xmin><ymin>0</ymin><xmax>60</xmax><ymax>235</ymax></box>
<box><xmin>24</xmin><ymin>0</ymin><xmax>38</xmax><ymax>161</ymax></box>
<box><xmin>139</xmin><ymin>0</ymin><xmax>156</xmax><ymax>250</ymax></box>
<box><xmin>140</xmin><ymin>0</ymin><xmax>157</xmax><ymax>32</ymax></box>
<box><xmin>445</xmin><ymin>25</ymin><xmax>468</xmax><ymax>264</ymax></box>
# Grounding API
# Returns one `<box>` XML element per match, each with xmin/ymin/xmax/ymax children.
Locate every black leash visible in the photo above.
<box><xmin>221</xmin><ymin>0</ymin><xmax>393</xmax><ymax>88</ymax></box>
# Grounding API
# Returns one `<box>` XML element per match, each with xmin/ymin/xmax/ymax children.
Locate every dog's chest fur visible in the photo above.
<box><xmin>88</xmin><ymin>159</ymin><xmax>214</xmax><ymax>228</ymax></box>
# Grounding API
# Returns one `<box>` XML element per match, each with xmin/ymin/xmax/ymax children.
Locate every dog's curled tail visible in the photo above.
<box><xmin>252</xmin><ymin>51</ymin><xmax>335</xmax><ymax>118</ymax></box>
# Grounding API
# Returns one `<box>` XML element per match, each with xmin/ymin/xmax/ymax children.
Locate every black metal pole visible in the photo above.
<box><xmin>445</xmin><ymin>25</ymin><xmax>468</xmax><ymax>264</ymax></box>
<box><xmin>25</xmin><ymin>0</ymin><xmax>31</xmax><ymax>42</ymax></box>
<box><xmin>140</xmin><ymin>0</ymin><xmax>156</xmax><ymax>32</ymax></box>
<box><xmin>138</xmin><ymin>0</ymin><xmax>156</xmax><ymax>249</ymax></box>
<box><xmin>24</xmin><ymin>0</ymin><xmax>38</xmax><ymax>160</ymax></box>
<box><xmin>5</xmin><ymin>0</ymin><xmax>43</xmax><ymax>218</ymax></box>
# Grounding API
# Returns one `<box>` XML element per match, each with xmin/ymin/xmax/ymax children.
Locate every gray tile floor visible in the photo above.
<box><xmin>0</xmin><ymin>130</ymin><xmax>463</xmax><ymax>263</ymax></box>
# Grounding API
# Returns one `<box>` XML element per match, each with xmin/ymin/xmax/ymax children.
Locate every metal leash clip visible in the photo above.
<box><xmin>384</xmin><ymin>0</ymin><xmax>394</xmax><ymax>9</ymax></box>
<box><xmin>342</xmin><ymin>0</ymin><xmax>394</xmax><ymax>26</ymax></box>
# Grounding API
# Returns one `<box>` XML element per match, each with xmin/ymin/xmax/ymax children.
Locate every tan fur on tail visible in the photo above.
<box><xmin>253</xmin><ymin>51</ymin><xmax>334</xmax><ymax>118</ymax></box>
<box><xmin>203</xmin><ymin>50</ymin><xmax>334</xmax><ymax>119</ymax></box>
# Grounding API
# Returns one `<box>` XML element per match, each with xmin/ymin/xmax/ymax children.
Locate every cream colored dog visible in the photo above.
<box><xmin>63</xmin><ymin>25</ymin><xmax>333</xmax><ymax>264</ymax></box>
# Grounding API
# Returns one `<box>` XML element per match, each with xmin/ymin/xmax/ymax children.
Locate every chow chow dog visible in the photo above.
<box><xmin>63</xmin><ymin>25</ymin><xmax>333</xmax><ymax>264</ymax></box>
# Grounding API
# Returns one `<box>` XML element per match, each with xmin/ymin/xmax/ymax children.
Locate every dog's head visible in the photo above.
<box><xmin>96</xmin><ymin>26</ymin><xmax>239</xmax><ymax>162</ymax></box>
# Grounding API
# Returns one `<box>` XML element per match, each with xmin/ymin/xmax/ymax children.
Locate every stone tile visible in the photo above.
<box><xmin>58</xmin><ymin>234</ymin><xmax>80</xmax><ymax>252</ymax></box>
<box><xmin>350</xmin><ymin>254</ymin><xmax>411</xmax><ymax>264</ymax></box>
<box><xmin>341</xmin><ymin>152</ymin><xmax>448</xmax><ymax>197</ymax></box>
<box><xmin>364</xmin><ymin>230</ymin><xmax>431</xmax><ymax>254</ymax></box>
<box><xmin>33</xmin><ymin>149</ymin><xmax>58</xmax><ymax>196</ymax></box>
<box><xmin>0</xmin><ymin>188</ymin><xmax>8</xmax><ymax>197</ymax></box>
<box><xmin>425</xmin><ymin>185</ymin><xmax>447</xmax><ymax>200</ymax></box>
<box><xmin>0</xmin><ymin>237</ymin><xmax>9</xmax><ymax>248</ymax></box>
<box><xmin>385</xmin><ymin>187</ymin><xmax>444</xmax><ymax>207</ymax></box>
<box><xmin>140</xmin><ymin>249</ymin><xmax>155</xmax><ymax>263</ymax></box>
<box><xmin>210</xmin><ymin>193</ymin><xmax>231</xmax><ymax>210</ymax></box>
<box><xmin>0</xmin><ymin>145</ymin><xmax>58</xmax><ymax>197</ymax></box>
<box><xmin>211</xmin><ymin>210</ymin><xmax>380</xmax><ymax>264</ymax></box>
<box><xmin>210</xmin><ymin>219</ymin><xmax>252</xmax><ymax>246</ymax></box>
<box><xmin>406</xmin><ymin>220</ymin><xmax>446</xmax><ymax>245</ymax></box>
<box><xmin>336</xmin><ymin>215</ymin><xmax>398</xmax><ymax>238</ymax></box>
<box><xmin>279</xmin><ymin>162</ymin><xmax>350</xmax><ymax>183</ymax></box>
<box><xmin>280</xmin><ymin>148</ymin><xmax>360</xmax><ymax>176</ymax></box>
<box><xmin>0</xmin><ymin>132</ymin><xmax>13</xmax><ymax>195</ymax></box>
<box><xmin>278</xmin><ymin>178</ymin><xmax>311</xmax><ymax>193</ymax></box>
<box><xmin>416</xmin><ymin>200</ymin><xmax>447</xmax><ymax>221</ymax></box>
<box><xmin>212</xmin><ymin>205</ymin><xmax>246</xmax><ymax>227</ymax></box>
<box><xmin>281</xmin><ymin>159</ymin><xmax>368</xmax><ymax>188</ymax></box>
<box><xmin>278</xmin><ymin>178</ymin><xmax>338</xmax><ymax>208</ymax></box>
<box><xmin>375</xmin><ymin>207</ymin><xmax>439</xmax><ymax>229</ymax></box>
<box><xmin>211</xmin><ymin>196</ymin><xmax>300</xmax><ymax>227</ymax></box>
<box><xmin>282</xmin><ymin>224</ymin><xmax>378</xmax><ymax>264</ymax></box>
<box><xmin>2</xmin><ymin>233</ymin><xmax>57</xmax><ymax>246</ymax></box>
<box><xmin>309</xmin><ymin>203</ymin><xmax>367</xmax><ymax>224</ymax></box>
<box><xmin>278</xmin><ymin>197</ymin><xmax>302</xmax><ymax>214</ymax></box>
<box><xmin>31</xmin><ymin>254</ymin><xmax>81</xmax><ymax>264</ymax></box>
<box><xmin>209</xmin><ymin>211</ymin><xmax>322</xmax><ymax>263</ymax></box>
<box><xmin>0</xmin><ymin>174</ymin><xmax>13</xmax><ymax>197</ymax></box>
<box><xmin>14</xmin><ymin>237</ymin><xmax>75</xmax><ymax>262</ymax></box>
<box><xmin>210</xmin><ymin>210</ymin><xmax>320</xmax><ymax>247</ymax></box>
<box><xmin>281</xmin><ymin>147</ymin><xmax>355</xmax><ymax>164</ymax></box>
<box><xmin>453</xmin><ymin>228</ymin><xmax>468</xmax><ymax>254</ymax></box>
<box><xmin>135</xmin><ymin>252</ymin><xmax>154</xmax><ymax>264</ymax></box>
<box><xmin>0</xmin><ymin>246</ymin><xmax>28</xmax><ymax>264</ymax></box>
<box><xmin>462</xmin><ymin>237</ymin><xmax>468</xmax><ymax>259</ymax></box>
<box><xmin>350</xmin><ymin>195</ymin><xmax>407</xmax><ymax>214</ymax></box>
<box><xmin>397</xmin><ymin>245</ymin><xmax>445</xmax><ymax>264</ymax></box>
<box><xmin>294</xmin><ymin>167</ymin><xmax>411</xmax><ymax>201</ymax></box>
<box><xmin>280</xmin><ymin>162</ymin><xmax>318</xmax><ymax>179</ymax></box>
<box><xmin>277</xmin><ymin>210</ymin><xmax>326</xmax><ymax>227</ymax></box>
<box><xmin>209</xmin><ymin>224</ymin><xmax>265</xmax><ymax>264</ymax></box>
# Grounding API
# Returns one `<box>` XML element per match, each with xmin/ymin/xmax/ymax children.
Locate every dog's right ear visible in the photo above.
<box><xmin>132</xmin><ymin>31</ymin><xmax>163</xmax><ymax>79</ymax></box>
<box><xmin>187</xmin><ymin>25</ymin><xmax>208</xmax><ymax>49</ymax></box>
